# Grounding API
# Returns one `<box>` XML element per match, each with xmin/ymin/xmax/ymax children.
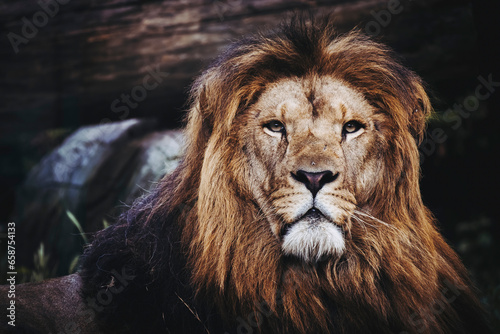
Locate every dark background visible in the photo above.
<box><xmin>1</xmin><ymin>0</ymin><xmax>499</xmax><ymax>330</ymax></box>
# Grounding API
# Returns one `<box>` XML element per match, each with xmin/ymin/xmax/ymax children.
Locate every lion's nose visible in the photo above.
<box><xmin>292</xmin><ymin>170</ymin><xmax>338</xmax><ymax>197</ymax></box>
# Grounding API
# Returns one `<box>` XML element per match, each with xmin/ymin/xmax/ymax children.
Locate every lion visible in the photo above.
<box><xmin>0</xmin><ymin>18</ymin><xmax>492</xmax><ymax>334</ymax></box>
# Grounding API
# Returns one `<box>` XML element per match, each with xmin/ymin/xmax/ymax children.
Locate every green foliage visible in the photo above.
<box><xmin>26</xmin><ymin>243</ymin><xmax>56</xmax><ymax>283</ymax></box>
<box><xmin>66</xmin><ymin>210</ymin><xmax>89</xmax><ymax>244</ymax></box>
<box><xmin>21</xmin><ymin>210</ymin><xmax>111</xmax><ymax>282</ymax></box>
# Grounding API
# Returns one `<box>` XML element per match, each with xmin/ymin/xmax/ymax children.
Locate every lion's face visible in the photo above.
<box><xmin>238</xmin><ymin>76</ymin><xmax>388</xmax><ymax>263</ymax></box>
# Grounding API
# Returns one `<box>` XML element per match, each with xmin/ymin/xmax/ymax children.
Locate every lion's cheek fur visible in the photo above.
<box><xmin>190</xmin><ymin>134</ymin><xmax>280</xmax><ymax>295</ymax></box>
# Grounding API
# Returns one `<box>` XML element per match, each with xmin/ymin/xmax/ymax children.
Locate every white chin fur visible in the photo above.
<box><xmin>281</xmin><ymin>220</ymin><xmax>345</xmax><ymax>263</ymax></box>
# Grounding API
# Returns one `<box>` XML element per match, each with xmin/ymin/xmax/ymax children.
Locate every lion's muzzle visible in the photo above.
<box><xmin>281</xmin><ymin>207</ymin><xmax>345</xmax><ymax>263</ymax></box>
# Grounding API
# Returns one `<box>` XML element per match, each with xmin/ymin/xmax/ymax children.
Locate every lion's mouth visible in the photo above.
<box><xmin>279</xmin><ymin>206</ymin><xmax>345</xmax><ymax>262</ymax></box>
<box><xmin>280</xmin><ymin>207</ymin><xmax>326</xmax><ymax>237</ymax></box>
<box><xmin>302</xmin><ymin>208</ymin><xmax>323</xmax><ymax>220</ymax></box>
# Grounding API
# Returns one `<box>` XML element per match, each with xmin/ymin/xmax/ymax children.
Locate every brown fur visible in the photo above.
<box><xmin>171</xmin><ymin>19</ymin><xmax>488</xmax><ymax>333</ymax></box>
<box><xmin>73</xmin><ymin>17</ymin><xmax>492</xmax><ymax>334</ymax></box>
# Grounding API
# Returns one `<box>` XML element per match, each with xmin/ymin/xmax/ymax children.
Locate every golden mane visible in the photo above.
<box><xmin>78</xmin><ymin>18</ymin><xmax>491</xmax><ymax>334</ymax></box>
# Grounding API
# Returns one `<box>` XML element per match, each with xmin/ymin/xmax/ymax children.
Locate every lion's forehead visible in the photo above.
<box><xmin>255</xmin><ymin>76</ymin><xmax>374</xmax><ymax>125</ymax></box>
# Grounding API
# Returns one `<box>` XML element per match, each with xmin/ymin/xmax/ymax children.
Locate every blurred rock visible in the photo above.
<box><xmin>16</xmin><ymin>119</ymin><xmax>183</xmax><ymax>275</ymax></box>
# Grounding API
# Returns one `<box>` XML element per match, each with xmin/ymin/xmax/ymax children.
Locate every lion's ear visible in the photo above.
<box><xmin>184</xmin><ymin>80</ymin><xmax>215</xmax><ymax>160</ymax></box>
<box><xmin>191</xmin><ymin>65</ymin><xmax>248</xmax><ymax>138</ymax></box>
<box><xmin>408</xmin><ymin>82</ymin><xmax>433</xmax><ymax>145</ymax></box>
<box><xmin>196</xmin><ymin>83</ymin><xmax>214</xmax><ymax>136</ymax></box>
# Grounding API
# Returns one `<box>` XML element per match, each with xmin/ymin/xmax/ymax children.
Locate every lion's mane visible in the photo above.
<box><xmin>80</xmin><ymin>18</ymin><xmax>490</xmax><ymax>334</ymax></box>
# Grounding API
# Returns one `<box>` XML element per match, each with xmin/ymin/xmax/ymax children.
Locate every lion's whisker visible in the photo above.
<box><xmin>352</xmin><ymin>209</ymin><xmax>397</xmax><ymax>231</ymax></box>
<box><xmin>253</xmin><ymin>197</ymin><xmax>281</xmax><ymax>224</ymax></box>
<box><xmin>175</xmin><ymin>293</ymin><xmax>210</xmax><ymax>334</ymax></box>
<box><xmin>351</xmin><ymin>214</ymin><xmax>368</xmax><ymax>233</ymax></box>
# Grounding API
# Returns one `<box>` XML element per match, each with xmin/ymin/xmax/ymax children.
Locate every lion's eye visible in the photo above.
<box><xmin>264</xmin><ymin>120</ymin><xmax>286</xmax><ymax>134</ymax></box>
<box><xmin>343</xmin><ymin>120</ymin><xmax>363</xmax><ymax>135</ymax></box>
